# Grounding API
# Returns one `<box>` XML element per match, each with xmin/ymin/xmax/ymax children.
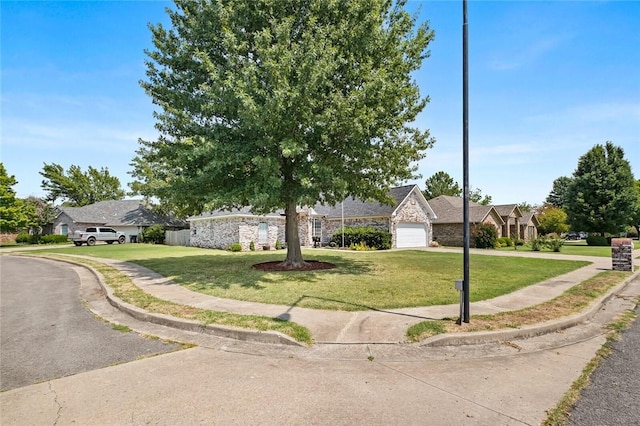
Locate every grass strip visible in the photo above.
<box><xmin>36</xmin><ymin>254</ymin><xmax>313</xmax><ymax>345</ymax></box>
<box><xmin>407</xmin><ymin>271</ymin><xmax>632</xmax><ymax>342</ymax></box>
<box><xmin>541</xmin><ymin>303</ymin><xmax>639</xmax><ymax>425</ymax></box>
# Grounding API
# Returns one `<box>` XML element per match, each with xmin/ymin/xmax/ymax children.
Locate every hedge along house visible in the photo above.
<box><xmin>188</xmin><ymin>185</ymin><xmax>437</xmax><ymax>251</ymax></box>
<box><xmin>53</xmin><ymin>200</ymin><xmax>188</xmax><ymax>242</ymax></box>
<box><xmin>427</xmin><ymin>195</ymin><xmax>505</xmax><ymax>247</ymax></box>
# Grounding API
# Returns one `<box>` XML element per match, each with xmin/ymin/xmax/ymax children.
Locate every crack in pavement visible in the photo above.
<box><xmin>48</xmin><ymin>381</ymin><xmax>62</xmax><ymax>425</ymax></box>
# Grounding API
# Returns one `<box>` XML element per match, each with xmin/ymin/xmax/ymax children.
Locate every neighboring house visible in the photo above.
<box><xmin>188</xmin><ymin>185</ymin><xmax>437</xmax><ymax>251</ymax></box>
<box><xmin>53</xmin><ymin>200</ymin><xmax>188</xmax><ymax>242</ymax></box>
<box><xmin>493</xmin><ymin>204</ymin><xmax>523</xmax><ymax>240</ymax></box>
<box><xmin>427</xmin><ymin>195</ymin><xmax>505</xmax><ymax>247</ymax></box>
<box><xmin>518</xmin><ymin>211</ymin><xmax>540</xmax><ymax>241</ymax></box>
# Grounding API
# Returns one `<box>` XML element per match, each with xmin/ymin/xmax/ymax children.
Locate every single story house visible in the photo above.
<box><xmin>53</xmin><ymin>199</ymin><xmax>188</xmax><ymax>242</ymax></box>
<box><xmin>427</xmin><ymin>195</ymin><xmax>505</xmax><ymax>247</ymax></box>
<box><xmin>188</xmin><ymin>185</ymin><xmax>437</xmax><ymax>251</ymax></box>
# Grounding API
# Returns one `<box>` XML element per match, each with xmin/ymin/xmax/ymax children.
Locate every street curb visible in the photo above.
<box><xmin>421</xmin><ymin>269</ymin><xmax>640</xmax><ymax>347</ymax></box>
<box><xmin>31</xmin><ymin>254</ymin><xmax>305</xmax><ymax>347</ymax></box>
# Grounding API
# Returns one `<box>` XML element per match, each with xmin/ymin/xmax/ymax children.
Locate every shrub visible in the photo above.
<box><xmin>330</xmin><ymin>227</ymin><xmax>391</xmax><ymax>250</ymax></box>
<box><xmin>349</xmin><ymin>241</ymin><xmax>376</xmax><ymax>251</ymax></box>
<box><xmin>228</xmin><ymin>243</ymin><xmax>242</xmax><ymax>252</ymax></box>
<box><xmin>41</xmin><ymin>234</ymin><xmax>69</xmax><ymax>244</ymax></box>
<box><xmin>530</xmin><ymin>237</ymin><xmax>545</xmax><ymax>251</ymax></box>
<box><xmin>472</xmin><ymin>224</ymin><xmax>498</xmax><ymax>249</ymax></box>
<box><xmin>249</xmin><ymin>241</ymin><xmax>255</xmax><ymax>251</ymax></box>
<box><xmin>586</xmin><ymin>235</ymin><xmax>608</xmax><ymax>246</ymax></box>
<box><xmin>275</xmin><ymin>240</ymin><xmax>283</xmax><ymax>250</ymax></box>
<box><xmin>547</xmin><ymin>237</ymin><xmax>564</xmax><ymax>252</ymax></box>
<box><xmin>497</xmin><ymin>237</ymin><xmax>513</xmax><ymax>247</ymax></box>
<box><xmin>143</xmin><ymin>225</ymin><xmax>165</xmax><ymax>244</ymax></box>
<box><xmin>15</xmin><ymin>232</ymin><xmax>31</xmax><ymax>244</ymax></box>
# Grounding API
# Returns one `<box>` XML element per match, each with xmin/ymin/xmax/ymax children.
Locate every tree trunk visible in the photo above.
<box><xmin>282</xmin><ymin>201</ymin><xmax>306</xmax><ymax>269</ymax></box>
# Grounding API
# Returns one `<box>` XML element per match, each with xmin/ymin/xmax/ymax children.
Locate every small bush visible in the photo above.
<box><xmin>586</xmin><ymin>235</ymin><xmax>608</xmax><ymax>246</ymax></box>
<box><xmin>41</xmin><ymin>234</ymin><xmax>69</xmax><ymax>244</ymax></box>
<box><xmin>530</xmin><ymin>237</ymin><xmax>545</xmax><ymax>251</ymax></box>
<box><xmin>547</xmin><ymin>237</ymin><xmax>564</xmax><ymax>252</ymax></box>
<box><xmin>349</xmin><ymin>241</ymin><xmax>377</xmax><ymax>251</ymax></box>
<box><xmin>15</xmin><ymin>232</ymin><xmax>31</xmax><ymax>244</ymax></box>
<box><xmin>497</xmin><ymin>237</ymin><xmax>513</xmax><ymax>247</ymax></box>
<box><xmin>228</xmin><ymin>243</ymin><xmax>242</xmax><ymax>252</ymax></box>
<box><xmin>249</xmin><ymin>241</ymin><xmax>255</xmax><ymax>251</ymax></box>
<box><xmin>473</xmin><ymin>224</ymin><xmax>498</xmax><ymax>249</ymax></box>
<box><xmin>143</xmin><ymin>225</ymin><xmax>165</xmax><ymax>244</ymax></box>
<box><xmin>330</xmin><ymin>227</ymin><xmax>391</xmax><ymax>250</ymax></box>
<box><xmin>275</xmin><ymin>240</ymin><xmax>283</xmax><ymax>250</ymax></box>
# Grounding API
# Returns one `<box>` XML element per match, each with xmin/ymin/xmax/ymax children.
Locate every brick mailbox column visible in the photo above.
<box><xmin>611</xmin><ymin>238</ymin><xmax>633</xmax><ymax>271</ymax></box>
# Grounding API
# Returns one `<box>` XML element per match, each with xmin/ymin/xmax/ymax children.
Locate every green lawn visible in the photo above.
<box><xmin>497</xmin><ymin>239</ymin><xmax>640</xmax><ymax>257</ymax></box>
<box><xmin>36</xmin><ymin>244</ymin><xmax>590</xmax><ymax>311</ymax></box>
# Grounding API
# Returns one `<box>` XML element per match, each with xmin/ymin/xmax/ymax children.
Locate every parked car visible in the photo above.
<box><xmin>566</xmin><ymin>232</ymin><xmax>580</xmax><ymax>240</ymax></box>
<box><xmin>69</xmin><ymin>227</ymin><xmax>126</xmax><ymax>246</ymax></box>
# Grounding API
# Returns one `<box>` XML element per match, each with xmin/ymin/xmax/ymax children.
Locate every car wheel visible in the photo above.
<box><xmin>74</xmin><ymin>242</ymin><xmax>82</xmax><ymax>247</ymax></box>
<box><xmin>87</xmin><ymin>238</ymin><xmax>96</xmax><ymax>246</ymax></box>
<box><xmin>118</xmin><ymin>236</ymin><xmax>126</xmax><ymax>244</ymax></box>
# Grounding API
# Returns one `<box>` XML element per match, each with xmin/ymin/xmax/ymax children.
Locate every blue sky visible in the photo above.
<box><xmin>2</xmin><ymin>0</ymin><xmax>638</xmax><ymax>206</ymax></box>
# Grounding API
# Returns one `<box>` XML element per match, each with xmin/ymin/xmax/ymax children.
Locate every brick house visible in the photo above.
<box><xmin>188</xmin><ymin>185</ymin><xmax>436</xmax><ymax>251</ymax></box>
<box><xmin>427</xmin><ymin>195</ymin><xmax>505</xmax><ymax>247</ymax></box>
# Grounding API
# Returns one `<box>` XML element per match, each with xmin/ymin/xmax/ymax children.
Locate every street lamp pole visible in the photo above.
<box><xmin>462</xmin><ymin>0</ymin><xmax>470</xmax><ymax>323</ymax></box>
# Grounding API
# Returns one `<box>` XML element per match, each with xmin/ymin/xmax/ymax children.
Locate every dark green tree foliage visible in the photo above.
<box><xmin>565</xmin><ymin>142</ymin><xmax>636</xmax><ymax>235</ymax></box>
<box><xmin>632</xmin><ymin>180</ymin><xmax>640</xmax><ymax>237</ymax></box>
<box><xmin>40</xmin><ymin>163</ymin><xmax>125</xmax><ymax>206</ymax></box>
<box><xmin>0</xmin><ymin>163</ymin><xmax>30</xmax><ymax>233</ymax></box>
<box><xmin>133</xmin><ymin>0</ymin><xmax>435</xmax><ymax>267</ymax></box>
<box><xmin>423</xmin><ymin>171</ymin><xmax>461</xmax><ymax>199</ymax></box>
<box><xmin>23</xmin><ymin>196</ymin><xmax>57</xmax><ymax>234</ymax></box>
<box><xmin>546</xmin><ymin>176</ymin><xmax>572</xmax><ymax>209</ymax></box>
<box><xmin>469</xmin><ymin>187</ymin><xmax>491</xmax><ymax>205</ymax></box>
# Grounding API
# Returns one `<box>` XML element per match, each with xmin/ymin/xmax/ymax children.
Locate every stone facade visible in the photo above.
<box><xmin>611</xmin><ymin>238</ymin><xmax>634</xmax><ymax>271</ymax></box>
<box><xmin>188</xmin><ymin>185</ymin><xmax>435</xmax><ymax>251</ymax></box>
<box><xmin>190</xmin><ymin>216</ymin><xmax>286</xmax><ymax>251</ymax></box>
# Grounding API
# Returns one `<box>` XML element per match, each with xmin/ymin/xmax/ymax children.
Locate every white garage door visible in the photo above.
<box><xmin>396</xmin><ymin>223</ymin><xmax>427</xmax><ymax>248</ymax></box>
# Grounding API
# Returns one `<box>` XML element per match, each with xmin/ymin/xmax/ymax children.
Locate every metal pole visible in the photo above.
<box><xmin>462</xmin><ymin>0</ymin><xmax>470</xmax><ymax>323</ymax></box>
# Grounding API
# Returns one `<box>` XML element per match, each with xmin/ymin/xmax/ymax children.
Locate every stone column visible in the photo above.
<box><xmin>611</xmin><ymin>238</ymin><xmax>633</xmax><ymax>271</ymax></box>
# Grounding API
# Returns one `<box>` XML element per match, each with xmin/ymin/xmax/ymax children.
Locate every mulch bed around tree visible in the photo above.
<box><xmin>252</xmin><ymin>260</ymin><xmax>337</xmax><ymax>272</ymax></box>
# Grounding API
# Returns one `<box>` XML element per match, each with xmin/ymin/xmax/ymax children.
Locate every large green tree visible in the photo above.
<box><xmin>565</xmin><ymin>142</ymin><xmax>636</xmax><ymax>235</ymax></box>
<box><xmin>423</xmin><ymin>171</ymin><xmax>461</xmax><ymax>199</ymax></box>
<box><xmin>545</xmin><ymin>176</ymin><xmax>572</xmax><ymax>209</ymax></box>
<box><xmin>0</xmin><ymin>163</ymin><xmax>30</xmax><ymax>233</ymax></box>
<box><xmin>537</xmin><ymin>205</ymin><xmax>569</xmax><ymax>236</ymax></box>
<box><xmin>40</xmin><ymin>163</ymin><xmax>126</xmax><ymax>206</ymax></box>
<box><xmin>133</xmin><ymin>0</ymin><xmax>435</xmax><ymax>267</ymax></box>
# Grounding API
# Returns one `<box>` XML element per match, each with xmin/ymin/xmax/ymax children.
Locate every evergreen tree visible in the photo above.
<box><xmin>565</xmin><ymin>142</ymin><xmax>636</xmax><ymax>235</ymax></box>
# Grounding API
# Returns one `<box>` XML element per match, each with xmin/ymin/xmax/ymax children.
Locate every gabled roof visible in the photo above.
<box><xmin>493</xmin><ymin>204</ymin><xmax>523</xmax><ymax>219</ymax></box>
<box><xmin>427</xmin><ymin>195</ymin><xmax>504</xmax><ymax>225</ymax></box>
<box><xmin>520</xmin><ymin>211</ymin><xmax>540</xmax><ymax>226</ymax></box>
<box><xmin>59</xmin><ymin>200</ymin><xmax>187</xmax><ymax>227</ymax></box>
<box><xmin>189</xmin><ymin>185</ymin><xmax>435</xmax><ymax>221</ymax></box>
<box><xmin>189</xmin><ymin>206</ymin><xmax>284</xmax><ymax>221</ymax></box>
<box><xmin>314</xmin><ymin>185</ymin><xmax>435</xmax><ymax>219</ymax></box>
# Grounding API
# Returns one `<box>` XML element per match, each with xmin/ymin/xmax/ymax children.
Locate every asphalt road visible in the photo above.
<box><xmin>0</xmin><ymin>255</ymin><xmax>181</xmax><ymax>391</ymax></box>
<box><xmin>568</xmin><ymin>305</ymin><xmax>640</xmax><ymax>425</ymax></box>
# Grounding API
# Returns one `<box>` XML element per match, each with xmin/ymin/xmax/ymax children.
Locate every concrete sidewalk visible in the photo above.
<box><xmin>55</xmin><ymin>248</ymin><xmax>640</xmax><ymax>350</ymax></box>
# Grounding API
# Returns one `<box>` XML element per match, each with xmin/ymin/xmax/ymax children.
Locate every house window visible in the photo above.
<box><xmin>60</xmin><ymin>224</ymin><xmax>68</xmax><ymax>236</ymax></box>
<box><xmin>312</xmin><ymin>218</ymin><xmax>322</xmax><ymax>239</ymax></box>
<box><xmin>258</xmin><ymin>222</ymin><xmax>268</xmax><ymax>244</ymax></box>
